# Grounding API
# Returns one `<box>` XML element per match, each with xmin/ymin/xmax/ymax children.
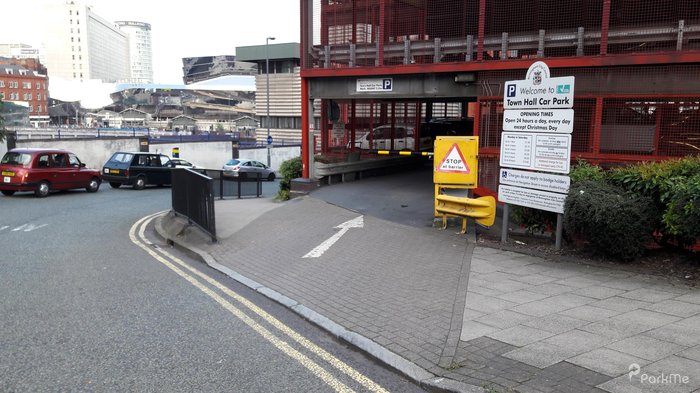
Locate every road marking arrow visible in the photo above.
<box><xmin>303</xmin><ymin>216</ymin><xmax>364</xmax><ymax>258</ymax></box>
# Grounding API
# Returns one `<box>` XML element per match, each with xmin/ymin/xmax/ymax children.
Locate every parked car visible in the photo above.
<box><xmin>169</xmin><ymin>159</ymin><xmax>199</xmax><ymax>169</ymax></box>
<box><xmin>0</xmin><ymin>148</ymin><xmax>102</xmax><ymax>197</ymax></box>
<box><xmin>102</xmin><ymin>152</ymin><xmax>172</xmax><ymax>190</ymax></box>
<box><xmin>349</xmin><ymin>125</ymin><xmax>432</xmax><ymax>151</ymax></box>
<box><xmin>222</xmin><ymin>159</ymin><xmax>276</xmax><ymax>180</ymax></box>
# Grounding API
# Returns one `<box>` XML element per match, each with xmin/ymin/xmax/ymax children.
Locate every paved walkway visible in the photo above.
<box><xmin>156</xmin><ymin>194</ymin><xmax>700</xmax><ymax>393</ymax></box>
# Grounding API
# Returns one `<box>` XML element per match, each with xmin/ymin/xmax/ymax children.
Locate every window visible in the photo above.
<box><xmin>0</xmin><ymin>92</ymin><xmax>4</xmax><ymax>99</ymax></box>
<box><xmin>36</xmin><ymin>82</ymin><xmax>40</xmax><ymax>89</ymax></box>
<box><xmin>37</xmin><ymin>155</ymin><xmax>50</xmax><ymax>168</ymax></box>
<box><xmin>37</xmin><ymin>93</ymin><xmax>41</xmax><ymax>100</ymax></box>
<box><xmin>0</xmin><ymin>80</ymin><xmax>4</xmax><ymax>87</ymax></box>
<box><xmin>23</xmin><ymin>81</ymin><xmax>31</xmax><ymax>89</ymax></box>
<box><xmin>29</xmin><ymin>105</ymin><xmax>33</xmax><ymax>112</ymax></box>
<box><xmin>38</xmin><ymin>104</ymin><xmax>42</xmax><ymax>112</ymax></box>
<box><xmin>68</xmin><ymin>154</ymin><xmax>81</xmax><ymax>167</ymax></box>
<box><xmin>52</xmin><ymin>154</ymin><xmax>67</xmax><ymax>167</ymax></box>
<box><xmin>27</xmin><ymin>93</ymin><xmax>32</xmax><ymax>100</ymax></box>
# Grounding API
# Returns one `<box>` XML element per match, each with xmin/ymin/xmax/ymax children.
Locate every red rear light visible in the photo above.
<box><xmin>124</xmin><ymin>169</ymin><xmax>129</xmax><ymax>177</ymax></box>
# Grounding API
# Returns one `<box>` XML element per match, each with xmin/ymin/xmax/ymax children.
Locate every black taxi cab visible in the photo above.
<box><xmin>102</xmin><ymin>152</ymin><xmax>172</xmax><ymax>190</ymax></box>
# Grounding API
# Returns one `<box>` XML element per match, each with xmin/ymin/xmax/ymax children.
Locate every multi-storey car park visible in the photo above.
<box><xmin>297</xmin><ymin>0</ymin><xmax>700</xmax><ymax>196</ymax></box>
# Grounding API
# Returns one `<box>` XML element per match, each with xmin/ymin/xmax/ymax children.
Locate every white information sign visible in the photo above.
<box><xmin>356</xmin><ymin>78</ymin><xmax>393</xmax><ymax>92</ymax></box>
<box><xmin>500</xmin><ymin>168</ymin><xmax>570</xmax><ymax>194</ymax></box>
<box><xmin>504</xmin><ymin>76</ymin><xmax>575</xmax><ymax>109</ymax></box>
<box><xmin>503</xmin><ymin>109</ymin><xmax>574</xmax><ymax>133</ymax></box>
<box><xmin>498</xmin><ymin>184</ymin><xmax>567</xmax><ymax>214</ymax></box>
<box><xmin>500</xmin><ymin>132</ymin><xmax>571</xmax><ymax>174</ymax></box>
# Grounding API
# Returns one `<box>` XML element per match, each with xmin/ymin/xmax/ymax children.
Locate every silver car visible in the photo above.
<box><xmin>222</xmin><ymin>159</ymin><xmax>276</xmax><ymax>181</ymax></box>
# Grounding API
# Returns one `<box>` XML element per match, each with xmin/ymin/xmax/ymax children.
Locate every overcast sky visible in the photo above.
<box><xmin>1</xmin><ymin>0</ymin><xmax>301</xmax><ymax>84</ymax></box>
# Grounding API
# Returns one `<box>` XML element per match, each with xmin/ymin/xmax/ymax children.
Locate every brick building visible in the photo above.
<box><xmin>0</xmin><ymin>57</ymin><xmax>50</xmax><ymax>127</ymax></box>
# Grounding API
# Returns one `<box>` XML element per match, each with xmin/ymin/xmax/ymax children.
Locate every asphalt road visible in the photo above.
<box><xmin>0</xmin><ymin>183</ymin><xmax>425</xmax><ymax>393</ymax></box>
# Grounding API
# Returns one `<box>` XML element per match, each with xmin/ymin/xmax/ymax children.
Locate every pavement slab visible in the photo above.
<box><xmin>156</xmin><ymin>192</ymin><xmax>700</xmax><ymax>393</ymax></box>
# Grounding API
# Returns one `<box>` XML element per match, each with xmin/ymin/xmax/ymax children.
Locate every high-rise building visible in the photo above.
<box><xmin>41</xmin><ymin>1</ymin><xmax>129</xmax><ymax>83</ymax></box>
<box><xmin>115</xmin><ymin>21</ymin><xmax>154</xmax><ymax>84</ymax></box>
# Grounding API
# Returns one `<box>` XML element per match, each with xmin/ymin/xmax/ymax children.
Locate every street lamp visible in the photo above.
<box><xmin>266</xmin><ymin>36</ymin><xmax>275</xmax><ymax>167</ymax></box>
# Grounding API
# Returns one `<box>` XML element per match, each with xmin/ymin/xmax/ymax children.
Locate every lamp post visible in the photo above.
<box><xmin>266</xmin><ymin>36</ymin><xmax>275</xmax><ymax>167</ymax></box>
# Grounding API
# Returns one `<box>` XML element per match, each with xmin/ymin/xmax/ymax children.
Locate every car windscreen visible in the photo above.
<box><xmin>226</xmin><ymin>159</ymin><xmax>240</xmax><ymax>166</ymax></box>
<box><xmin>109</xmin><ymin>153</ymin><xmax>133</xmax><ymax>164</ymax></box>
<box><xmin>1</xmin><ymin>152</ymin><xmax>32</xmax><ymax>166</ymax></box>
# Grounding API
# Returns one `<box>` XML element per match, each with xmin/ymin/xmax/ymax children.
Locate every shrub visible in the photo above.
<box><xmin>569</xmin><ymin>157</ymin><xmax>605</xmax><ymax>184</ymax></box>
<box><xmin>511</xmin><ymin>206</ymin><xmax>557</xmax><ymax>235</ymax></box>
<box><xmin>564</xmin><ymin>180</ymin><xmax>657</xmax><ymax>261</ymax></box>
<box><xmin>276</xmin><ymin>156</ymin><xmax>303</xmax><ymax>200</ymax></box>
<box><xmin>662</xmin><ymin>174</ymin><xmax>700</xmax><ymax>248</ymax></box>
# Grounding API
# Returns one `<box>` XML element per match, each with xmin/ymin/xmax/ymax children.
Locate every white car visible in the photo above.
<box><xmin>169</xmin><ymin>159</ymin><xmax>199</xmax><ymax>169</ymax></box>
<box><xmin>222</xmin><ymin>159</ymin><xmax>276</xmax><ymax>181</ymax></box>
<box><xmin>350</xmin><ymin>125</ymin><xmax>432</xmax><ymax>151</ymax></box>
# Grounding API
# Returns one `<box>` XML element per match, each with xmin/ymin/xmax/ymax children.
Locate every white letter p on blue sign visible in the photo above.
<box><xmin>383</xmin><ymin>79</ymin><xmax>392</xmax><ymax>91</ymax></box>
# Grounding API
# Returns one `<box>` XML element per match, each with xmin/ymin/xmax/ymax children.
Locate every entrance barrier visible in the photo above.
<box><xmin>435</xmin><ymin>194</ymin><xmax>496</xmax><ymax>234</ymax></box>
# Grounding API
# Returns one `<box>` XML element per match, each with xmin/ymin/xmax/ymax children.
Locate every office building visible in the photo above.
<box><xmin>41</xmin><ymin>1</ymin><xmax>129</xmax><ymax>83</ymax></box>
<box><xmin>115</xmin><ymin>21</ymin><xmax>154</xmax><ymax>84</ymax></box>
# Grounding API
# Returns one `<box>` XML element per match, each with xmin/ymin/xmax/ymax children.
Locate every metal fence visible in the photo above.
<box><xmin>303</xmin><ymin>0</ymin><xmax>700</xmax><ymax>69</ymax></box>
<box><xmin>198</xmin><ymin>170</ymin><xmax>264</xmax><ymax>199</ymax></box>
<box><xmin>171</xmin><ymin>168</ymin><xmax>217</xmax><ymax>242</ymax></box>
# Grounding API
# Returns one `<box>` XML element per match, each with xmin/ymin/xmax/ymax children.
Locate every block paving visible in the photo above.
<box><xmin>161</xmin><ymin>196</ymin><xmax>700</xmax><ymax>393</ymax></box>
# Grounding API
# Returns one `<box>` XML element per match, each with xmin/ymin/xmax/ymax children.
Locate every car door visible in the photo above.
<box><xmin>51</xmin><ymin>153</ymin><xmax>77</xmax><ymax>189</ymax></box>
<box><xmin>69</xmin><ymin>153</ymin><xmax>91</xmax><ymax>187</ymax></box>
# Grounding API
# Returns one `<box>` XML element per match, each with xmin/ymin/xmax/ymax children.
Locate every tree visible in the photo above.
<box><xmin>0</xmin><ymin>97</ymin><xmax>6</xmax><ymax>143</ymax></box>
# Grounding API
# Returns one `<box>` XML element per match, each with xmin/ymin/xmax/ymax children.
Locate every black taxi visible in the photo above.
<box><xmin>102</xmin><ymin>152</ymin><xmax>172</xmax><ymax>190</ymax></box>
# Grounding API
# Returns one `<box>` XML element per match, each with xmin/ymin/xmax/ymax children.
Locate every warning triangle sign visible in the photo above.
<box><xmin>437</xmin><ymin>143</ymin><xmax>471</xmax><ymax>173</ymax></box>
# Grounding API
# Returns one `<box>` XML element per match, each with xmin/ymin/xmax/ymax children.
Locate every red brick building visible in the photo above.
<box><xmin>299</xmin><ymin>0</ymin><xmax>700</xmax><ymax>196</ymax></box>
<box><xmin>0</xmin><ymin>57</ymin><xmax>50</xmax><ymax>126</ymax></box>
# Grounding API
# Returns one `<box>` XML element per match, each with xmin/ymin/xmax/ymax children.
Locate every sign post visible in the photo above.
<box><xmin>499</xmin><ymin>61</ymin><xmax>575</xmax><ymax>249</ymax></box>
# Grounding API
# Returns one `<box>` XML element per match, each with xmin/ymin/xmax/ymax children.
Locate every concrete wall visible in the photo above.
<box><xmin>237</xmin><ymin>146</ymin><xmax>301</xmax><ymax>172</ymax></box>
<box><xmin>16</xmin><ymin>138</ymin><xmax>140</xmax><ymax>169</ymax></box>
<box><xmin>8</xmin><ymin>137</ymin><xmax>300</xmax><ymax>173</ymax></box>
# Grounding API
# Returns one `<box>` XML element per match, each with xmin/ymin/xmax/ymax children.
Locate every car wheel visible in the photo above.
<box><xmin>134</xmin><ymin>176</ymin><xmax>146</xmax><ymax>190</ymax></box>
<box><xmin>86</xmin><ymin>177</ymin><xmax>100</xmax><ymax>193</ymax></box>
<box><xmin>35</xmin><ymin>181</ymin><xmax>50</xmax><ymax>198</ymax></box>
<box><xmin>267</xmin><ymin>173</ymin><xmax>276</xmax><ymax>181</ymax></box>
<box><xmin>1</xmin><ymin>190</ymin><xmax>15</xmax><ymax>196</ymax></box>
<box><xmin>109</xmin><ymin>182</ymin><xmax>121</xmax><ymax>189</ymax></box>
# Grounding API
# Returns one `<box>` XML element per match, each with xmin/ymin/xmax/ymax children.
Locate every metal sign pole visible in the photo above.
<box><xmin>501</xmin><ymin>203</ymin><xmax>509</xmax><ymax>244</ymax></box>
<box><xmin>555</xmin><ymin>213</ymin><xmax>564</xmax><ymax>250</ymax></box>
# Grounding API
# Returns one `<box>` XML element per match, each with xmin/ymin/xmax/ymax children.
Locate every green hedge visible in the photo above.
<box><xmin>564</xmin><ymin>180</ymin><xmax>658</xmax><ymax>261</ymax></box>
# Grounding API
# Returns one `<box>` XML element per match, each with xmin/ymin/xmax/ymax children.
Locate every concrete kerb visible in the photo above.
<box><xmin>153</xmin><ymin>211</ymin><xmax>485</xmax><ymax>393</ymax></box>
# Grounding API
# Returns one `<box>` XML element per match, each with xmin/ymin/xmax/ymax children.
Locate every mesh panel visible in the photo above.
<box><xmin>303</xmin><ymin>1</ymin><xmax>700</xmax><ymax>69</ymax></box>
<box><xmin>608</xmin><ymin>0</ymin><xmax>700</xmax><ymax>54</ymax></box>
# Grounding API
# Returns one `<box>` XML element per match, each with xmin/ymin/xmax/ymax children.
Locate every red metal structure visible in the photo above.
<box><xmin>300</xmin><ymin>0</ymin><xmax>700</xmax><ymax>196</ymax></box>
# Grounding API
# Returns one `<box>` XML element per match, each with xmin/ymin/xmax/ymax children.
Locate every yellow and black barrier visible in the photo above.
<box><xmin>366</xmin><ymin>149</ymin><xmax>434</xmax><ymax>157</ymax></box>
<box><xmin>435</xmin><ymin>194</ymin><xmax>496</xmax><ymax>234</ymax></box>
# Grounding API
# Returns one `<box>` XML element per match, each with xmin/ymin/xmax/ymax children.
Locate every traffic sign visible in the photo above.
<box><xmin>267</xmin><ymin>135</ymin><xmax>273</xmax><ymax>145</ymax></box>
<box><xmin>433</xmin><ymin>136</ymin><xmax>478</xmax><ymax>186</ymax></box>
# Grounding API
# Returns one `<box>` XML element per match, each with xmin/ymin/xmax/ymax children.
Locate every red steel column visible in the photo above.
<box><xmin>600</xmin><ymin>0</ymin><xmax>611</xmax><ymax>56</ymax></box>
<box><xmin>378</xmin><ymin>0</ymin><xmax>385</xmax><ymax>66</ymax></box>
<box><xmin>477</xmin><ymin>0</ymin><xmax>486</xmax><ymax>61</ymax></box>
<box><xmin>301</xmin><ymin>77</ymin><xmax>310</xmax><ymax>178</ymax></box>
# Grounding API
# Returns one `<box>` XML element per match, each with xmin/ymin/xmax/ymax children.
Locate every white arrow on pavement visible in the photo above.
<box><xmin>303</xmin><ymin>216</ymin><xmax>364</xmax><ymax>258</ymax></box>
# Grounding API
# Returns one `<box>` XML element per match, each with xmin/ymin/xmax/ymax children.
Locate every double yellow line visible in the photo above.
<box><xmin>130</xmin><ymin>212</ymin><xmax>389</xmax><ymax>393</ymax></box>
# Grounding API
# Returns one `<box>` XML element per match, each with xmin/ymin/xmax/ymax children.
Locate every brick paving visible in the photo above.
<box><xmin>159</xmin><ymin>195</ymin><xmax>700</xmax><ymax>393</ymax></box>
